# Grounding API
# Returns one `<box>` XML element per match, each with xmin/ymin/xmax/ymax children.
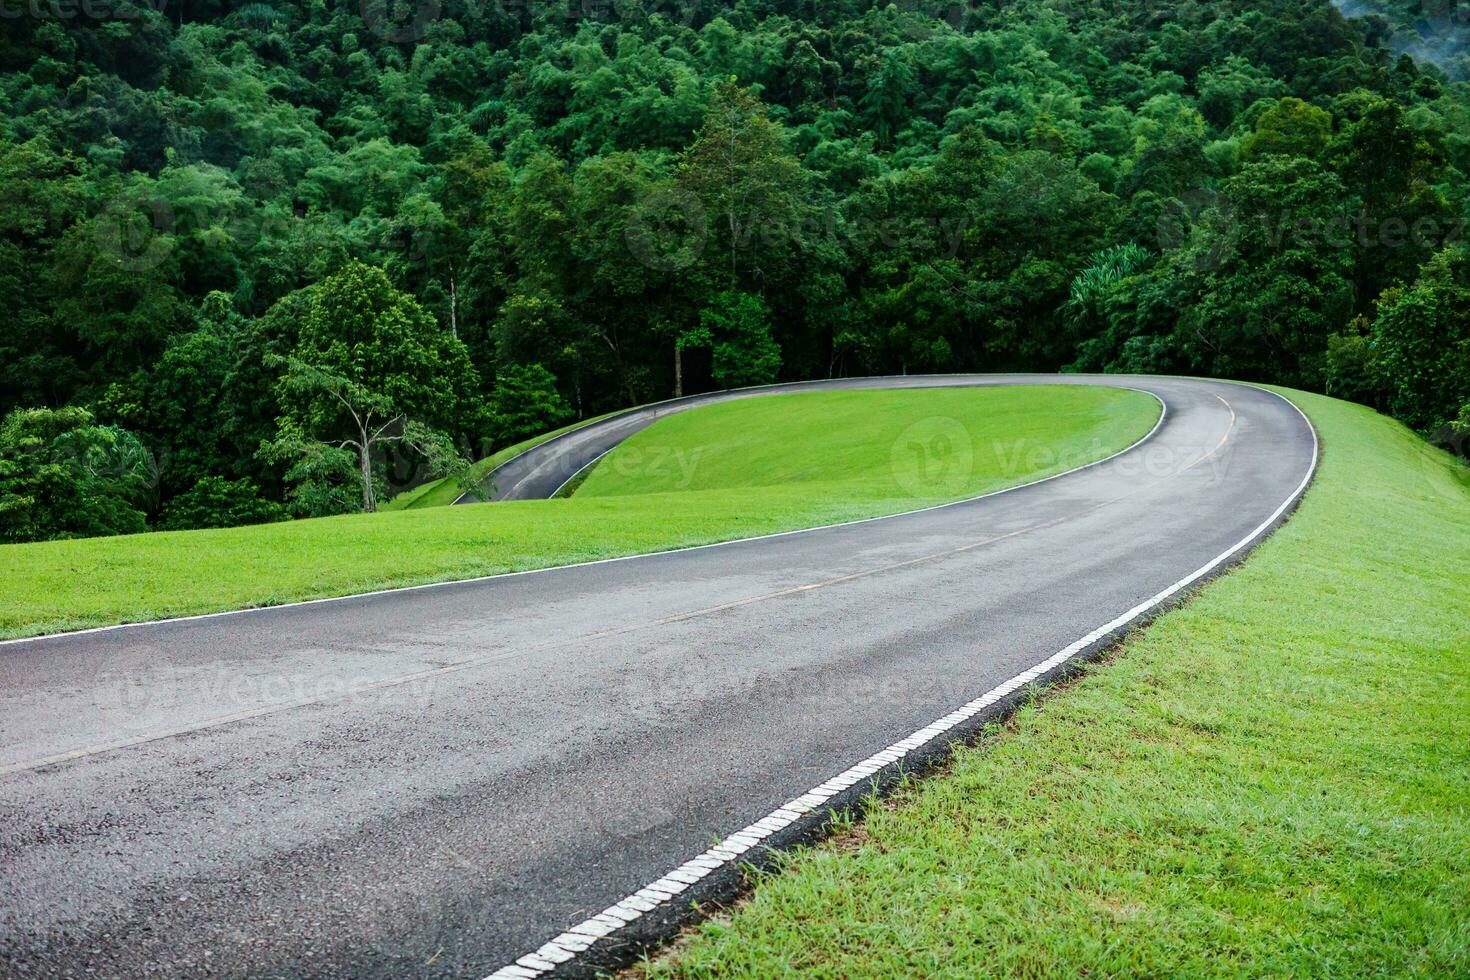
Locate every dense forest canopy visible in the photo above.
<box><xmin>2</xmin><ymin>0</ymin><xmax>1468</xmax><ymax>539</ymax></box>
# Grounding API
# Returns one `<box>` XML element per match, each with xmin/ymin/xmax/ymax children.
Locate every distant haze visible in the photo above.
<box><xmin>1335</xmin><ymin>0</ymin><xmax>1470</xmax><ymax>78</ymax></box>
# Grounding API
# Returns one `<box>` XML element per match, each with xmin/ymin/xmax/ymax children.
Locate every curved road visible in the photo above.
<box><xmin>0</xmin><ymin>375</ymin><xmax>1316</xmax><ymax>979</ymax></box>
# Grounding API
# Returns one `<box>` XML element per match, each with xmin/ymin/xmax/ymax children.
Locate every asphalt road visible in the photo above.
<box><xmin>0</xmin><ymin>375</ymin><xmax>1317</xmax><ymax>979</ymax></box>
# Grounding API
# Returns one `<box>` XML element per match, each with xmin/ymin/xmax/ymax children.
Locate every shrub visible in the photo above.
<box><xmin>159</xmin><ymin>476</ymin><xmax>289</xmax><ymax>531</ymax></box>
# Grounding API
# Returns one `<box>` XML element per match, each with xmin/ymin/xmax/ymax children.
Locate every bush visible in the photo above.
<box><xmin>1365</xmin><ymin>246</ymin><xmax>1470</xmax><ymax>432</ymax></box>
<box><xmin>0</xmin><ymin>407</ymin><xmax>152</xmax><ymax>543</ymax></box>
<box><xmin>489</xmin><ymin>364</ymin><xmax>573</xmax><ymax>446</ymax></box>
<box><xmin>1324</xmin><ymin>318</ymin><xmax>1387</xmax><ymax>408</ymax></box>
<box><xmin>699</xmin><ymin>291</ymin><xmax>782</xmax><ymax>389</ymax></box>
<box><xmin>159</xmin><ymin>476</ymin><xmax>288</xmax><ymax>531</ymax></box>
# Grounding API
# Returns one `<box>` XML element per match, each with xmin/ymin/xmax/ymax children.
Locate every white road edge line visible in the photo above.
<box><xmin>450</xmin><ymin>410</ymin><xmax>641</xmax><ymax>506</ymax></box>
<box><xmin>548</xmin><ymin>446</ymin><xmax>615</xmax><ymax>499</ymax></box>
<box><xmin>480</xmin><ymin>388</ymin><xmax>1319</xmax><ymax>980</ymax></box>
<box><xmin>1</xmin><ymin>381</ymin><xmax>1167</xmax><ymax>648</ymax></box>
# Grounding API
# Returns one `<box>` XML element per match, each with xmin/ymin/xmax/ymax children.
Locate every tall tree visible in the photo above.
<box><xmin>1174</xmin><ymin>157</ymin><xmax>1355</xmax><ymax>386</ymax></box>
<box><xmin>678</xmin><ymin>80</ymin><xmax>807</xmax><ymax>290</ymax></box>
<box><xmin>270</xmin><ymin>262</ymin><xmax>478</xmax><ymax>513</ymax></box>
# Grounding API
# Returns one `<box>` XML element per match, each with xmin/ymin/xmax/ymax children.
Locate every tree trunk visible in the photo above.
<box><xmin>727</xmin><ymin>208</ymin><xmax>739</xmax><ymax>287</ymax></box>
<box><xmin>359</xmin><ymin>441</ymin><xmax>376</xmax><ymax>513</ymax></box>
<box><xmin>448</xmin><ymin>265</ymin><xmax>458</xmax><ymax>340</ymax></box>
<box><xmin>674</xmin><ymin>342</ymin><xmax>684</xmax><ymax>398</ymax></box>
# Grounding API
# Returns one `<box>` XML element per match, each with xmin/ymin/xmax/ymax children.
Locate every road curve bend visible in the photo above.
<box><xmin>461</xmin><ymin>374</ymin><xmax>1165</xmax><ymax>502</ymax></box>
<box><xmin>0</xmin><ymin>375</ymin><xmax>1316</xmax><ymax>979</ymax></box>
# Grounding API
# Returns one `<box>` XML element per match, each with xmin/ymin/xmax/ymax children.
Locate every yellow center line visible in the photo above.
<box><xmin>1184</xmin><ymin>394</ymin><xmax>1235</xmax><ymax>471</ymax></box>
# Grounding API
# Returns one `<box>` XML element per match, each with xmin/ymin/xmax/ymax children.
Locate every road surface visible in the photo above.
<box><xmin>0</xmin><ymin>375</ymin><xmax>1316</xmax><ymax>979</ymax></box>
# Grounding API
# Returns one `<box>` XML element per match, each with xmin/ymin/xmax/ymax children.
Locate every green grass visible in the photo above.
<box><xmin>380</xmin><ymin>409</ymin><xmax>625</xmax><ymax>510</ymax></box>
<box><xmin>646</xmin><ymin>389</ymin><xmax>1470</xmax><ymax>979</ymax></box>
<box><xmin>0</xmin><ymin>385</ymin><xmax>1155</xmax><ymax>639</ymax></box>
<box><xmin>580</xmin><ymin>385</ymin><xmax>1153</xmax><ymax>500</ymax></box>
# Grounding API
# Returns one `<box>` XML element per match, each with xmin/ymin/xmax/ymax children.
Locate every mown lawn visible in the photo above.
<box><xmin>0</xmin><ymin>385</ymin><xmax>1156</xmax><ymax>639</ymax></box>
<box><xmin>646</xmin><ymin>389</ymin><xmax>1470</xmax><ymax>979</ymax></box>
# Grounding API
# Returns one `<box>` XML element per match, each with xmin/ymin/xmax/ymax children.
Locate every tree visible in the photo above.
<box><xmin>402</xmin><ymin>135</ymin><xmax>505</xmax><ymax>341</ymax></box>
<box><xmin>1063</xmin><ymin>243</ymin><xmax>1155</xmax><ymax>342</ymax></box>
<box><xmin>1364</xmin><ymin>246</ymin><xmax>1470</xmax><ymax>434</ymax></box>
<box><xmin>0</xmin><ymin>138</ymin><xmax>87</xmax><ymax>414</ymax></box>
<box><xmin>1239</xmin><ymin>97</ymin><xmax>1332</xmax><ymax>162</ymax></box>
<box><xmin>1330</xmin><ymin>94</ymin><xmax>1454</xmax><ymax>309</ymax></box>
<box><xmin>4</xmin><ymin>0</ymin><xmax>1470</xmax><ymax>476</ymax></box>
<box><xmin>138</xmin><ymin>293</ymin><xmax>242</xmax><ymax>501</ymax></box>
<box><xmin>861</xmin><ymin>51</ymin><xmax>917</xmax><ymax>147</ymax></box>
<box><xmin>489</xmin><ymin>364</ymin><xmax>574</xmax><ymax>445</ymax></box>
<box><xmin>678</xmin><ymin>81</ymin><xmax>807</xmax><ymax>289</ymax></box>
<box><xmin>695</xmin><ymin>291</ymin><xmax>783</xmax><ymax>389</ymax></box>
<box><xmin>270</xmin><ymin>262</ymin><xmax>478</xmax><ymax>513</ymax></box>
<box><xmin>1172</xmin><ymin>156</ymin><xmax>1354</xmax><ymax>387</ymax></box>
<box><xmin>0</xmin><ymin>407</ymin><xmax>153</xmax><ymax>543</ymax></box>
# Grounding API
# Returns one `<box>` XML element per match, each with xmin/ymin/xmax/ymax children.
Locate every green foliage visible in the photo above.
<box><xmin>678</xmin><ymin>80</ymin><xmax>809</xmax><ymax>289</ymax></box>
<box><xmin>2</xmin><ymin>0</ymin><xmax>1469</xmax><ymax>535</ymax></box>
<box><xmin>1063</xmin><ymin>244</ymin><xmax>1154</xmax><ymax>332</ymax></box>
<box><xmin>0</xmin><ymin>407</ymin><xmax>152</xmax><ymax>542</ymax></box>
<box><xmin>1324</xmin><ymin>318</ymin><xmax>1385</xmax><ymax>408</ymax></box>
<box><xmin>698</xmin><ymin>291</ymin><xmax>783</xmax><ymax>389</ymax></box>
<box><xmin>1240</xmin><ymin>97</ymin><xmax>1333</xmax><ymax>161</ymax></box>
<box><xmin>272</xmin><ymin>261</ymin><xmax>477</xmax><ymax>512</ymax></box>
<box><xmin>260</xmin><ymin>420</ymin><xmax>362</xmax><ymax>518</ymax></box>
<box><xmin>489</xmin><ymin>364</ymin><xmax>574</xmax><ymax>445</ymax></box>
<box><xmin>1180</xmin><ymin>156</ymin><xmax>1356</xmax><ymax>387</ymax></box>
<box><xmin>1363</xmin><ymin>245</ymin><xmax>1470</xmax><ymax>433</ymax></box>
<box><xmin>159</xmin><ymin>476</ymin><xmax>288</xmax><ymax>531</ymax></box>
<box><xmin>286</xmin><ymin>261</ymin><xmax>471</xmax><ymax>430</ymax></box>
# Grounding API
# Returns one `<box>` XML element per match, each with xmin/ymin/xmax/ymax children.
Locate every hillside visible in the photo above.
<box><xmin>2</xmin><ymin>0</ymin><xmax>1468</xmax><ymax>540</ymax></box>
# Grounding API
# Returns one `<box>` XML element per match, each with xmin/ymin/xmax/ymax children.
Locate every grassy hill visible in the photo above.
<box><xmin>577</xmin><ymin>386</ymin><xmax>1148</xmax><ymax>501</ymax></box>
<box><xmin>646</xmin><ymin>389</ymin><xmax>1470</xmax><ymax>978</ymax></box>
<box><xmin>0</xmin><ymin>385</ymin><xmax>1156</xmax><ymax>639</ymax></box>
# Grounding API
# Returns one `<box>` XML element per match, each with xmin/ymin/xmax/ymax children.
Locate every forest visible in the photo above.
<box><xmin>1</xmin><ymin>0</ymin><xmax>1468</xmax><ymax>539</ymax></box>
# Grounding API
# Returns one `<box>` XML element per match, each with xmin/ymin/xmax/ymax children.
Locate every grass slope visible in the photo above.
<box><xmin>577</xmin><ymin>387</ymin><xmax>1146</xmax><ymax>500</ymax></box>
<box><xmin>0</xmin><ymin>386</ymin><xmax>1156</xmax><ymax>639</ymax></box>
<box><xmin>647</xmin><ymin>390</ymin><xmax>1470</xmax><ymax>979</ymax></box>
